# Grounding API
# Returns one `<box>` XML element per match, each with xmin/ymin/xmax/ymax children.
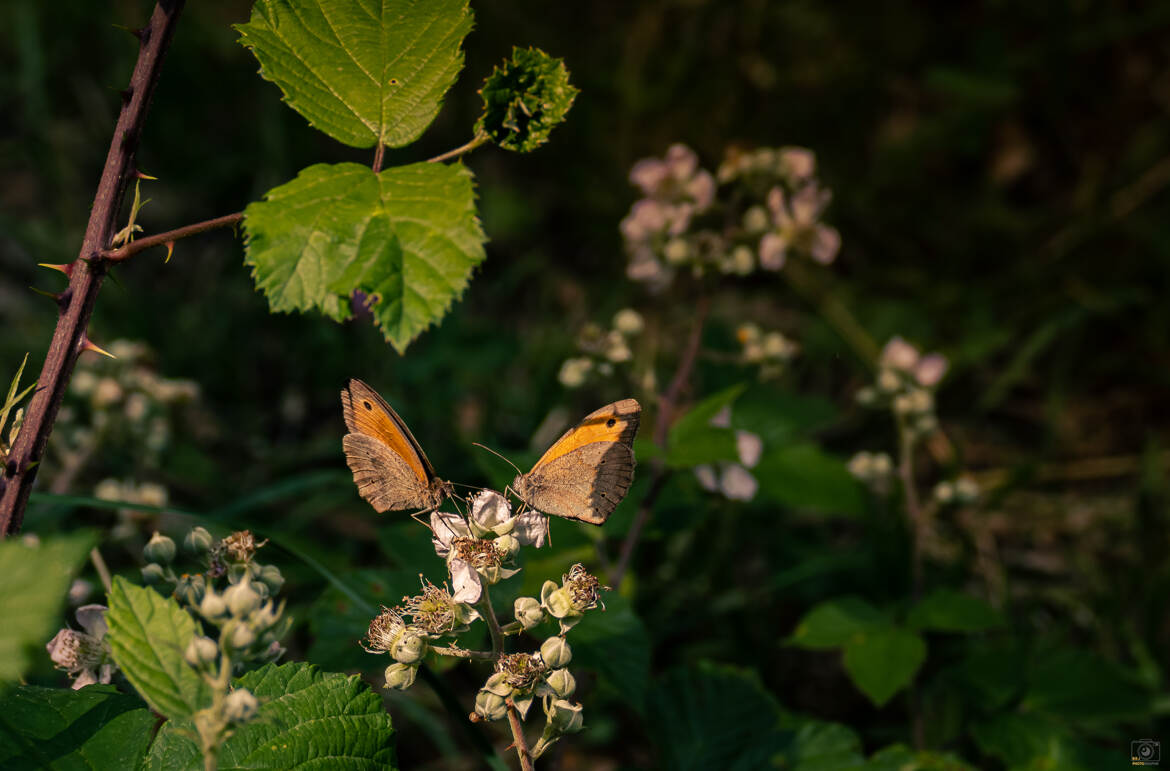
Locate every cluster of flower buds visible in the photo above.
<box><xmin>693</xmin><ymin>406</ymin><xmax>764</xmax><ymax>502</ymax></box>
<box><xmin>932</xmin><ymin>476</ymin><xmax>980</xmax><ymax>506</ymax></box>
<box><xmin>558</xmin><ymin>308</ymin><xmax>645</xmax><ymax>389</ymax></box>
<box><xmin>736</xmin><ymin>323</ymin><xmax>799</xmax><ymax>379</ymax></box>
<box><xmin>621</xmin><ymin>143</ymin><xmax>840</xmax><ymax>289</ymax></box>
<box><xmin>847</xmin><ymin>450</ymin><xmax>895</xmax><ymax>494</ymax></box>
<box><xmin>856</xmin><ymin>336</ymin><xmax>948</xmax><ymax>440</ymax></box>
<box><xmin>143</xmin><ymin>528</ymin><xmax>289</xmax><ymax>673</ymax></box>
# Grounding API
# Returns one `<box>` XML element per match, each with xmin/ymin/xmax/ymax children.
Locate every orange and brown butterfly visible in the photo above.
<box><xmin>341</xmin><ymin>379</ymin><xmax>454</xmax><ymax>517</ymax></box>
<box><xmin>511</xmin><ymin>399</ymin><xmax>641</xmax><ymax>525</ymax></box>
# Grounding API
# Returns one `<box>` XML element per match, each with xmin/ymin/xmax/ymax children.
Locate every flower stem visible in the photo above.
<box><xmin>506</xmin><ymin>698</ymin><xmax>536</xmax><ymax>771</ymax></box>
<box><xmin>478</xmin><ymin>590</ymin><xmax>504</xmax><ymax>657</ymax></box>
<box><xmin>897</xmin><ymin>417</ymin><xmax>925</xmax><ymax>602</ymax></box>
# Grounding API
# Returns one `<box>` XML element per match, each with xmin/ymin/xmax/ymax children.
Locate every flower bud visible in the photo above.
<box><xmin>183</xmin><ymin>526</ymin><xmax>213</xmax><ymax>555</ymax></box>
<box><xmin>474</xmin><ymin>689</ymin><xmax>508</xmax><ymax>721</ymax></box>
<box><xmin>876</xmin><ymin>369</ymin><xmax>901</xmax><ymax>394</ymax></box>
<box><xmin>224</xmin><ymin>581</ymin><xmax>261</xmax><ymax>618</ymax></box>
<box><xmin>514</xmin><ymin>597</ymin><xmax>546</xmax><ymax>630</ymax></box>
<box><xmin>545</xmin><ymin>668</ymin><xmax>576</xmax><ymax>698</ymax></box>
<box><xmin>141</xmin><ymin>563</ymin><xmax>167</xmax><ymax>585</ymax></box>
<box><xmin>226</xmin><ymin>621</ymin><xmax>256</xmax><ymax>650</ymax></box>
<box><xmin>257</xmin><ymin>564</ymin><xmax>284</xmax><ymax>595</ymax></box>
<box><xmin>384</xmin><ymin>662</ymin><xmax>417</xmax><ymax>691</ymax></box>
<box><xmin>391</xmin><ymin>630</ymin><xmax>427</xmax><ymax>665</ymax></box>
<box><xmin>223</xmin><ymin>688</ymin><xmax>259</xmax><ymax>723</ymax></box>
<box><xmin>540</xmin><ymin>636</ymin><xmax>572</xmax><ymax>668</ymax></box>
<box><xmin>175</xmin><ymin>574</ymin><xmax>206</xmax><ymax>606</ymax></box>
<box><xmin>184</xmin><ymin>636</ymin><xmax>219</xmax><ymax>668</ymax></box>
<box><xmin>544</xmin><ymin>699</ymin><xmax>584</xmax><ymax>734</ymax></box>
<box><xmin>540</xmin><ymin>585</ymin><xmax>580</xmax><ymax>622</ymax></box>
<box><xmin>199</xmin><ymin>590</ymin><xmax>227</xmax><ymax>621</ymax></box>
<box><xmin>612</xmin><ymin>308</ymin><xmax>644</xmax><ymax>336</ymax></box>
<box><xmin>226</xmin><ymin>563</ymin><xmax>250</xmax><ymax>585</ymax></box>
<box><xmin>143</xmin><ymin>532</ymin><xmax>176</xmax><ymax>565</ymax></box>
<box><xmin>493</xmin><ymin>534</ymin><xmax>520</xmax><ymax>562</ymax></box>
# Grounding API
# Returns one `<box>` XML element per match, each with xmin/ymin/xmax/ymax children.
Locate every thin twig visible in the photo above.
<box><xmin>0</xmin><ymin>0</ymin><xmax>186</xmax><ymax>536</ymax></box>
<box><xmin>426</xmin><ymin>133</ymin><xmax>490</xmax><ymax>164</ymax></box>
<box><xmin>101</xmin><ymin>211</ymin><xmax>242</xmax><ymax>262</ymax></box>
<box><xmin>610</xmin><ymin>296</ymin><xmax>710</xmax><ymax>587</ymax></box>
<box><xmin>505</xmin><ymin>698</ymin><xmax>536</xmax><ymax>771</ymax></box>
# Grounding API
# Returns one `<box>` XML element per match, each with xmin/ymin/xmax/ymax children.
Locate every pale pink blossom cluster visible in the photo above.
<box><xmin>621</xmin><ymin>144</ymin><xmax>840</xmax><ymax>289</ymax></box>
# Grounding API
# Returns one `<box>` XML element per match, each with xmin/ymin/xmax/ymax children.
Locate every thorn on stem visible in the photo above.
<box><xmin>164</xmin><ymin>241</ymin><xmax>174</xmax><ymax>263</ymax></box>
<box><xmin>78</xmin><ymin>336</ymin><xmax>116</xmax><ymax>360</ymax></box>
<box><xmin>134</xmin><ymin>168</ymin><xmax>157</xmax><ymax>181</ymax></box>
<box><xmin>37</xmin><ymin>262</ymin><xmax>75</xmax><ymax>278</ymax></box>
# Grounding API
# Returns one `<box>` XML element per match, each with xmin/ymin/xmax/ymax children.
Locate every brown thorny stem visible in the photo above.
<box><xmin>506</xmin><ymin>698</ymin><xmax>536</xmax><ymax>771</ymax></box>
<box><xmin>0</xmin><ymin>0</ymin><xmax>188</xmax><ymax>535</ymax></box>
<box><xmin>609</xmin><ymin>295</ymin><xmax>711</xmax><ymax>588</ymax></box>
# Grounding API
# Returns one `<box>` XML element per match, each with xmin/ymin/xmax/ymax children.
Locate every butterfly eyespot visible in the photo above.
<box><xmin>363</xmin><ymin>400</ymin><xmax>373</xmax><ymax>410</ymax></box>
<box><xmin>606</xmin><ymin>418</ymin><xmax>616</xmax><ymax>427</ymax></box>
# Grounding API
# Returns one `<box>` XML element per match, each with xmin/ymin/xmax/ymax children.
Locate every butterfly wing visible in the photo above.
<box><xmin>341</xmin><ymin>379</ymin><xmax>446</xmax><ymax>512</ymax></box>
<box><xmin>514</xmin><ymin>399</ymin><xmax>640</xmax><ymax>524</ymax></box>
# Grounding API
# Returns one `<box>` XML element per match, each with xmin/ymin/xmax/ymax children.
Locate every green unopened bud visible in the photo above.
<box><xmin>540</xmin><ymin>636</ymin><xmax>572</xmax><ymax>668</ymax></box>
<box><xmin>251</xmin><ymin>581</ymin><xmax>270</xmax><ymax>600</ymax></box>
<box><xmin>226</xmin><ymin>621</ymin><xmax>256</xmax><ymax>650</ymax></box>
<box><xmin>493</xmin><ymin>533</ymin><xmax>520</xmax><ymax>561</ymax></box>
<box><xmin>226</xmin><ymin>563</ymin><xmax>250</xmax><ymax>585</ymax></box>
<box><xmin>175</xmin><ymin>574</ymin><xmax>205</xmax><ymax>606</ymax></box>
<box><xmin>474</xmin><ymin>689</ymin><xmax>508</xmax><ymax>721</ymax></box>
<box><xmin>540</xmin><ymin>584</ymin><xmax>580</xmax><ymax>621</ymax></box>
<box><xmin>514</xmin><ymin>596</ymin><xmax>545</xmax><ymax>630</ymax></box>
<box><xmin>257</xmin><ymin>564</ymin><xmax>284</xmax><ymax>595</ymax></box>
<box><xmin>545</xmin><ymin>699</ymin><xmax>584</xmax><ymax>734</ymax></box>
<box><xmin>144</xmin><ymin>532</ymin><xmax>176</xmax><ymax>565</ymax></box>
<box><xmin>482</xmin><ymin>671</ymin><xmax>514</xmax><ymax>697</ymax></box>
<box><xmin>391</xmin><ymin>630</ymin><xmax>427</xmax><ymax>665</ymax></box>
<box><xmin>184</xmin><ymin>636</ymin><xmax>219</xmax><ymax>668</ymax></box>
<box><xmin>223</xmin><ymin>688</ymin><xmax>259</xmax><ymax>723</ymax></box>
<box><xmin>224</xmin><ymin>581</ymin><xmax>261</xmax><ymax>618</ymax></box>
<box><xmin>141</xmin><ymin>563</ymin><xmax>167</xmax><ymax>585</ymax></box>
<box><xmin>199</xmin><ymin>590</ymin><xmax>227</xmax><ymax>621</ymax></box>
<box><xmin>545</xmin><ymin>668</ymin><xmax>576</xmax><ymax>698</ymax></box>
<box><xmin>479</xmin><ymin>563</ymin><xmax>502</xmax><ymax>585</ymax></box>
<box><xmin>183</xmin><ymin>526</ymin><xmax>213</xmax><ymax>555</ymax></box>
<box><xmin>384</xmin><ymin>662</ymin><xmax>417</xmax><ymax>691</ymax></box>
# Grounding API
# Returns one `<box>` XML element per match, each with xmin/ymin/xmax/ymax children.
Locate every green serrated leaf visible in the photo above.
<box><xmin>244</xmin><ymin>161</ymin><xmax>486</xmax><ymax>352</ymax></box>
<box><xmin>569</xmin><ymin>592</ymin><xmax>650</xmax><ymax>711</ymax></box>
<box><xmin>236</xmin><ymin>0</ymin><xmax>473</xmax><ymax>149</ymax></box>
<box><xmin>105</xmin><ymin>577</ymin><xmax>209</xmax><ymax>720</ymax></box>
<box><xmin>0</xmin><ymin>685</ymin><xmax>155</xmax><ymax>769</ymax></box>
<box><xmin>645</xmin><ymin>662</ymin><xmax>786</xmax><ymax>771</ymax></box>
<box><xmin>0</xmin><ymin>532</ymin><xmax>95</xmax><ymax>683</ymax></box>
<box><xmin>145</xmin><ymin>662</ymin><xmax>396</xmax><ymax>770</ymax></box>
<box><xmin>776</xmin><ymin>717</ymin><xmax>864</xmax><ymax>770</ymax></box>
<box><xmin>842</xmin><ymin>625</ymin><xmax>926</xmax><ymax>707</ymax></box>
<box><xmin>476</xmin><ymin>47</ymin><xmax>578</xmax><ymax>152</ymax></box>
<box><xmin>787</xmin><ymin>597</ymin><xmax>885</xmax><ymax>650</ymax></box>
<box><xmin>907</xmin><ymin>589</ymin><xmax>1004</xmax><ymax>633</ymax></box>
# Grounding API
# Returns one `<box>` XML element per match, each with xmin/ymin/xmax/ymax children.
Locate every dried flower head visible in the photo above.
<box><xmin>221</xmin><ymin>530</ymin><xmax>267</xmax><ymax>563</ymax></box>
<box><xmin>497</xmin><ymin>652</ymin><xmax>547</xmax><ymax>692</ymax></box>
<box><xmin>363</xmin><ymin>607</ymin><xmax>407</xmax><ymax>654</ymax></box>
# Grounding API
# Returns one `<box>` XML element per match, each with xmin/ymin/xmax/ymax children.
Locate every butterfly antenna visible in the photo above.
<box><xmin>471</xmin><ymin>442</ymin><xmax>524</xmax><ymax>476</ymax></box>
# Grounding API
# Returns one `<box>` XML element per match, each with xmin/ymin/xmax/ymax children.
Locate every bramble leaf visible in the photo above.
<box><xmin>0</xmin><ymin>685</ymin><xmax>154</xmax><ymax>769</ymax></box>
<box><xmin>236</xmin><ymin>0</ymin><xmax>473</xmax><ymax>149</ymax></box>
<box><xmin>106</xmin><ymin>577</ymin><xmax>209</xmax><ymax>720</ymax></box>
<box><xmin>244</xmin><ymin>161</ymin><xmax>486</xmax><ymax>352</ymax></box>
<box><xmin>0</xmin><ymin>532</ymin><xmax>94</xmax><ymax>683</ymax></box>
<box><xmin>145</xmin><ymin>662</ymin><xmax>397</xmax><ymax>770</ymax></box>
<box><xmin>842</xmin><ymin>625</ymin><xmax>926</xmax><ymax>707</ymax></box>
<box><xmin>476</xmin><ymin>47</ymin><xmax>578</xmax><ymax>152</ymax></box>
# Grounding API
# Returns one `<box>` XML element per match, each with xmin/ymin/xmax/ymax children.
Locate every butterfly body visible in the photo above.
<box><xmin>512</xmin><ymin>399</ymin><xmax>641</xmax><ymax>525</ymax></box>
<box><xmin>341</xmin><ymin>379</ymin><xmax>453</xmax><ymax>515</ymax></box>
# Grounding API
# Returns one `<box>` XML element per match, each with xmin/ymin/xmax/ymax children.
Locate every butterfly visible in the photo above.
<box><xmin>341</xmin><ymin>379</ymin><xmax>453</xmax><ymax>518</ymax></box>
<box><xmin>511</xmin><ymin>399</ymin><xmax>641</xmax><ymax>524</ymax></box>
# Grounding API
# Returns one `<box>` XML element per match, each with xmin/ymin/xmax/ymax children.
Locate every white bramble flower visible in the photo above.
<box><xmin>557</xmin><ymin>357</ymin><xmax>593</xmax><ymax>389</ymax></box>
<box><xmin>612</xmin><ymin>308</ymin><xmax>644</xmax><ymax>336</ymax></box>
<box><xmin>46</xmin><ymin>605</ymin><xmax>115</xmax><ymax>689</ymax></box>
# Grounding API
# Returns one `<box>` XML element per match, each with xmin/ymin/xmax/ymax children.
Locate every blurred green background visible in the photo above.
<box><xmin>3</xmin><ymin>1</ymin><xmax>1170</xmax><ymax>768</ymax></box>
